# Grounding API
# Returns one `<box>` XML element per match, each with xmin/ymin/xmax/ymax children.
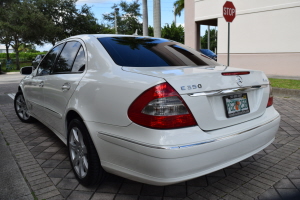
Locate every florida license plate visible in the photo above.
<box><xmin>223</xmin><ymin>93</ymin><xmax>250</xmax><ymax>118</ymax></box>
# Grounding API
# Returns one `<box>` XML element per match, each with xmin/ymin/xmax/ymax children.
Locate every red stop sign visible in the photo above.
<box><xmin>223</xmin><ymin>1</ymin><xmax>236</xmax><ymax>22</ymax></box>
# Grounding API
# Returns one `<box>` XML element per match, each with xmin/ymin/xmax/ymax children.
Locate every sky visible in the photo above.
<box><xmin>36</xmin><ymin>0</ymin><xmax>209</xmax><ymax>52</ymax></box>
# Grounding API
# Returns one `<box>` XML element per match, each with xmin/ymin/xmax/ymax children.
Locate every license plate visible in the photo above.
<box><xmin>223</xmin><ymin>93</ymin><xmax>250</xmax><ymax>118</ymax></box>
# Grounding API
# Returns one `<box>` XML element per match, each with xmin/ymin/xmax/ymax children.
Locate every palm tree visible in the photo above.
<box><xmin>174</xmin><ymin>0</ymin><xmax>184</xmax><ymax>17</ymax></box>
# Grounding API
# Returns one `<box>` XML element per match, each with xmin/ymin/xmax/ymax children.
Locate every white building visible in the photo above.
<box><xmin>0</xmin><ymin>44</ymin><xmax>14</xmax><ymax>53</ymax></box>
<box><xmin>185</xmin><ymin>0</ymin><xmax>300</xmax><ymax>77</ymax></box>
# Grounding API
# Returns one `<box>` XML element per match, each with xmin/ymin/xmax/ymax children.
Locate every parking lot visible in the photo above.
<box><xmin>0</xmin><ymin>75</ymin><xmax>300</xmax><ymax>199</ymax></box>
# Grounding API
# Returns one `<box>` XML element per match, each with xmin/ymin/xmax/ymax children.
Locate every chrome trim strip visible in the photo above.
<box><xmin>188</xmin><ymin>84</ymin><xmax>269</xmax><ymax>97</ymax></box>
<box><xmin>30</xmin><ymin>100</ymin><xmax>62</xmax><ymax>118</ymax></box>
<box><xmin>98</xmin><ymin>132</ymin><xmax>169</xmax><ymax>149</ymax></box>
<box><xmin>98</xmin><ymin>115</ymin><xmax>279</xmax><ymax>150</ymax></box>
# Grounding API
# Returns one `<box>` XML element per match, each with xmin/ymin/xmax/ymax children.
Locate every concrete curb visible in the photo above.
<box><xmin>273</xmin><ymin>87</ymin><xmax>300</xmax><ymax>98</ymax></box>
<box><xmin>0</xmin><ymin>72</ymin><xmax>20</xmax><ymax>75</ymax></box>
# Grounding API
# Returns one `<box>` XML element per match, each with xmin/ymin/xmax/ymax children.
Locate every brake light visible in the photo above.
<box><xmin>267</xmin><ymin>85</ymin><xmax>273</xmax><ymax>107</ymax></box>
<box><xmin>222</xmin><ymin>71</ymin><xmax>250</xmax><ymax>76</ymax></box>
<box><xmin>128</xmin><ymin>82</ymin><xmax>197</xmax><ymax>129</ymax></box>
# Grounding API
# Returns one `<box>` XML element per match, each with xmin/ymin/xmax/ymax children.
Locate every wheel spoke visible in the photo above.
<box><xmin>72</xmin><ymin>153</ymin><xmax>79</xmax><ymax>167</ymax></box>
<box><xmin>17</xmin><ymin>107</ymin><xmax>23</xmax><ymax>113</ymax></box>
<box><xmin>16</xmin><ymin>99</ymin><xmax>22</xmax><ymax>106</ymax></box>
<box><xmin>79</xmin><ymin>157</ymin><xmax>84</xmax><ymax>178</ymax></box>
<box><xmin>78</xmin><ymin>130</ymin><xmax>84</xmax><ymax>147</ymax></box>
<box><xmin>72</xmin><ymin>128</ymin><xmax>79</xmax><ymax>143</ymax></box>
<box><xmin>82</xmin><ymin>156</ymin><xmax>88</xmax><ymax>172</ymax></box>
<box><xmin>69</xmin><ymin>142</ymin><xmax>77</xmax><ymax>151</ymax></box>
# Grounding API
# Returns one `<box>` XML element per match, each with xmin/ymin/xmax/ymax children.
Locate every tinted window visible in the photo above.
<box><xmin>53</xmin><ymin>42</ymin><xmax>81</xmax><ymax>73</ymax></box>
<box><xmin>72</xmin><ymin>47</ymin><xmax>85</xmax><ymax>72</ymax></box>
<box><xmin>98</xmin><ymin>37</ymin><xmax>220</xmax><ymax>67</ymax></box>
<box><xmin>37</xmin><ymin>44</ymin><xmax>64</xmax><ymax>76</ymax></box>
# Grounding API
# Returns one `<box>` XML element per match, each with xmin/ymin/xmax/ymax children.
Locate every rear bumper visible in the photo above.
<box><xmin>87</xmin><ymin>107</ymin><xmax>280</xmax><ymax>186</ymax></box>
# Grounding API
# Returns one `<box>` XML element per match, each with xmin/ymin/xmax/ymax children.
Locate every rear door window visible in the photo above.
<box><xmin>53</xmin><ymin>41</ymin><xmax>81</xmax><ymax>73</ymax></box>
<box><xmin>72</xmin><ymin>47</ymin><xmax>86</xmax><ymax>72</ymax></box>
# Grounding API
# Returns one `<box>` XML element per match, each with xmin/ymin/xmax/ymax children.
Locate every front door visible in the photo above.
<box><xmin>27</xmin><ymin>44</ymin><xmax>65</xmax><ymax>121</ymax></box>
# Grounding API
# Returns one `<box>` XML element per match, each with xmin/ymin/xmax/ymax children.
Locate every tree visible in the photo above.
<box><xmin>148</xmin><ymin>26</ymin><xmax>154</xmax><ymax>37</ymax></box>
<box><xmin>18</xmin><ymin>44</ymin><xmax>37</xmax><ymax>53</ymax></box>
<box><xmin>174</xmin><ymin>0</ymin><xmax>184</xmax><ymax>17</ymax></box>
<box><xmin>32</xmin><ymin>0</ymin><xmax>101</xmax><ymax>45</ymax></box>
<box><xmin>0</xmin><ymin>29</ymin><xmax>12</xmax><ymax>60</ymax></box>
<box><xmin>0</xmin><ymin>0</ymin><xmax>18</xmax><ymax>60</ymax></box>
<box><xmin>98</xmin><ymin>24</ymin><xmax>115</xmax><ymax>34</ymax></box>
<box><xmin>103</xmin><ymin>0</ymin><xmax>142</xmax><ymax>35</ymax></box>
<box><xmin>161</xmin><ymin>23</ymin><xmax>184</xmax><ymax>43</ymax></box>
<box><xmin>201</xmin><ymin>29</ymin><xmax>217</xmax><ymax>52</ymax></box>
<box><xmin>0</xmin><ymin>1</ymin><xmax>56</xmax><ymax>69</ymax></box>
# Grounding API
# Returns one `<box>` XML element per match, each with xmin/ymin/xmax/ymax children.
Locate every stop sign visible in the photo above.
<box><xmin>223</xmin><ymin>1</ymin><xmax>236</xmax><ymax>22</ymax></box>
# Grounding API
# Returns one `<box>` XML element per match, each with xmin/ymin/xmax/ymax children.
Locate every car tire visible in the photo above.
<box><xmin>14</xmin><ymin>91</ymin><xmax>35</xmax><ymax>123</ymax></box>
<box><xmin>68</xmin><ymin>118</ymin><xmax>106</xmax><ymax>186</ymax></box>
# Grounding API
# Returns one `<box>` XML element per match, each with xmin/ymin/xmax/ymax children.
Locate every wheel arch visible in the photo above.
<box><xmin>65</xmin><ymin>110</ymin><xmax>92</xmax><ymax>139</ymax></box>
<box><xmin>66</xmin><ymin>110</ymin><xmax>84</xmax><ymax>130</ymax></box>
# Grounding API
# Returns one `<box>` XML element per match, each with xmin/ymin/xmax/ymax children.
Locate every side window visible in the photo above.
<box><xmin>37</xmin><ymin>44</ymin><xmax>64</xmax><ymax>76</ymax></box>
<box><xmin>72</xmin><ymin>47</ymin><xmax>86</xmax><ymax>72</ymax></box>
<box><xmin>53</xmin><ymin>42</ymin><xmax>81</xmax><ymax>73</ymax></box>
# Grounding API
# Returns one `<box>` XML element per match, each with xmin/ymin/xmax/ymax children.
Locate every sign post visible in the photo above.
<box><xmin>223</xmin><ymin>1</ymin><xmax>236</xmax><ymax>66</ymax></box>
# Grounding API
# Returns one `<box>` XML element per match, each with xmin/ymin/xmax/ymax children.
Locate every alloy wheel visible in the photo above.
<box><xmin>15</xmin><ymin>94</ymin><xmax>30</xmax><ymax>120</ymax></box>
<box><xmin>69</xmin><ymin>127</ymin><xmax>89</xmax><ymax>178</ymax></box>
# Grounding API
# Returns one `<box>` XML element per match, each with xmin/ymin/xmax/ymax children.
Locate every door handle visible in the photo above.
<box><xmin>39</xmin><ymin>81</ymin><xmax>44</xmax><ymax>87</ymax></box>
<box><xmin>61</xmin><ymin>83</ymin><xmax>71</xmax><ymax>91</ymax></box>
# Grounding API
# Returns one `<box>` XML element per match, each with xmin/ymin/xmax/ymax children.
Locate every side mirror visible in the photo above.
<box><xmin>20</xmin><ymin>66</ymin><xmax>33</xmax><ymax>75</ymax></box>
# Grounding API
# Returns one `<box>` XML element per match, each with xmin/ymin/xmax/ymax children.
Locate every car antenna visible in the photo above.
<box><xmin>132</xmin><ymin>29</ymin><xmax>138</xmax><ymax>36</ymax></box>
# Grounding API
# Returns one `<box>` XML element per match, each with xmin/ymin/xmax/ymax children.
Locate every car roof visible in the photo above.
<box><xmin>58</xmin><ymin>34</ymin><xmax>154</xmax><ymax>43</ymax></box>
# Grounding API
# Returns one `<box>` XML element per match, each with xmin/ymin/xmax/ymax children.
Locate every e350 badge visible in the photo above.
<box><xmin>181</xmin><ymin>84</ymin><xmax>202</xmax><ymax>90</ymax></box>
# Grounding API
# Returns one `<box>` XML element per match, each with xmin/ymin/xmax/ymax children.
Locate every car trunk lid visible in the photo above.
<box><xmin>123</xmin><ymin>66</ymin><xmax>270</xmax><ymax>131</ymax></box>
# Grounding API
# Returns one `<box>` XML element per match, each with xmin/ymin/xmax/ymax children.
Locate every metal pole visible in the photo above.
<box><xmin>115</xmin><ymin>8</ymin><xmax>119</xmax><ymax>34</ymax></box>
<box><xmin>143</xmin><ymin>0</ymin><xmax>148</xmax><ymax>36</ymax></box>
<box><xmin>153</xmin><ymin>0</ymin><xmax>161</xmax><ymax>38</ymax></box>
<box><xmin>227</xmin><ymin>22</ymin><xmax>230</xmax><ymax>66</ymax></box>
<box><xmin>208</xmin><ymin>25</ymin><xmax>210</xmax><ymax>50</ymax></box>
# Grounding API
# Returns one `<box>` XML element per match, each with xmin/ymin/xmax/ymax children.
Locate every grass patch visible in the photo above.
<box><xmin>0</xmin><ymin>62</ymin><xmax>32</xmax><ymax>73</ymax></box>
<box><xmin>269</xmin><ymin>78</ymin><xmax>300</xmax><ymax>90</ymax></box>
<box><xmin>31</xmin><ymin>192</ymin><xmax>38</xmax><ymax>200</ymax></box>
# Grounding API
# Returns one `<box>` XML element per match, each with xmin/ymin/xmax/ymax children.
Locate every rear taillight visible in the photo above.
<box><xmin>128</xmin><ymin>82</ymin><xmax>197</xmax><ymax>129</ymax></box>
<box><xmin>267</xmin><ymin>85</ymin><xmax>273</xmax><ymax>107</ymax></box>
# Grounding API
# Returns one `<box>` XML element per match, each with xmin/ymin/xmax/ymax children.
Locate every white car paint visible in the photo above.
<box><xmin>18</xmin><ymin>34</ymin><xmax>280</xmax><ymax>186</ymax></box>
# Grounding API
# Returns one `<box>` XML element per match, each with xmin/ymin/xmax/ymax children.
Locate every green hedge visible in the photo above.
<box><xmin>0</xmin><ymin>52</ymin><xmax>44</xmax><ymax>62</ymax></box>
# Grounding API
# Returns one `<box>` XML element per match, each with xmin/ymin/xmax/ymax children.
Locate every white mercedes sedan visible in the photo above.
<box><xmin>15</xmin><ymin>34</ymin><xmax>280</xmax><ymax>186</ymax></box>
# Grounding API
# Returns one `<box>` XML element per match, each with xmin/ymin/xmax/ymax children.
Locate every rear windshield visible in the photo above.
<box><xmin>98</xmin><ymin>37</ymin><xmax>220</xmax><ymax>67</ymax></box>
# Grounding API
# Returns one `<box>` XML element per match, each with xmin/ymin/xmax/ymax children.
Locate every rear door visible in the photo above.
<box><xmin>42</xmin><ymin>41</ymin><xmax>86</xmax><ymax>135</ymax></box>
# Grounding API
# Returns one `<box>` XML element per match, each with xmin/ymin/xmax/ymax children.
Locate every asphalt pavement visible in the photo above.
<box><xmin>1</xmin><ymin>73</ymin><xmax>300</xmax><ymax>200</ymax></box>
